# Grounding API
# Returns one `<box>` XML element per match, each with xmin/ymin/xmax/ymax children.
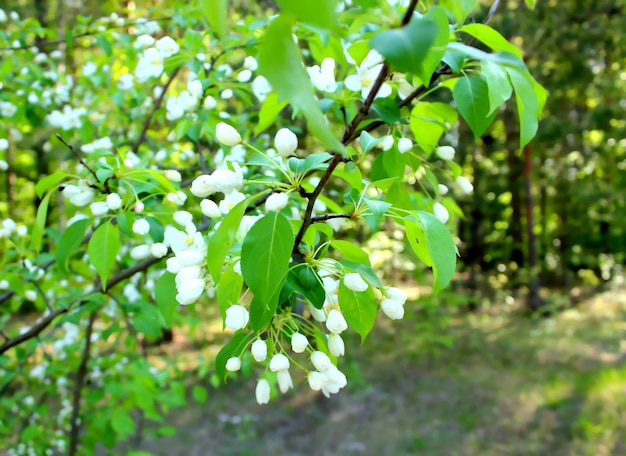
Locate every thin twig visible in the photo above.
<box><xmin>310</xmin><ymin>213</ymin><xmax>354</xmax><ymax>223</ymax></box>
<box><xmin>56</xmin><ymin>134</ymin><xmax>106</xmax><ymax>191</ymax></box>
<box><xmin>32</xmin><ymin>280</ymin><xmax>53</xmax><ymax>312</ymax></box>
<box><xmin>132</xmin><ymin>66</ymin><xmax>181</xmax><ymax>154</ymax></box>
<box><xmin>67</xmin><ymin>310</ymin><xmax>97</xmax><ymax>456</ymax></box>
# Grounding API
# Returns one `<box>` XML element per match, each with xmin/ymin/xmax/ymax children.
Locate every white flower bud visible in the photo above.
<box><xmin>326</xmin><ymin>309</ymin><xmax>348</xmax><ymax>334</ymax></box>
<box><xmin>237</xmin><ymin>70</ymin><xmax>252</xmax><ymax>82</ymax></box>
<box><xmin>251</xmin><ymin>339</ymin><xmax>267</xmax><ymax>362</ymax></box>
<box><xmin>132</xmin><ymin>219</ymin><xmax>151</xmax><ymax>235</ymax></box>
<box><xmin>436</xmin><ymin>145</ymin><xmax>455</xmax><ymax>161</ymax></box>
<box><xmin>269</xmin><ymin>353</ymin><xmax>290</xmax><ymax>372</ymax></box>
<box><xmin>433</xmin><ymin>202</ymin><xmax>449</xmax><ymax>224</ymax></box>
<box><xmin>438</xmin><ymin>184</ymin><xmax>449</xmax><ymax>195</ymax></box>
<box><xmin>381</xmin><ymin>298</ymin><xmax>404</xmax><ymax>320</ymax></box>
<box><xmin>265</xmin><ymin>192</ymin><xmax>289</xmax><ymax>212</ymax></box>
<box><xmin>380</xmin><ymin>135</ymin><xmax>394</xmax><ymax>151</ymax></box>
<box><xmin>175</xmin><ymin>278</ymin><xmax>205</xmax><ymax>305</ymax></box>
<box><xmin>274</xmin><ymin>128</ymin><xmax>298</xmax><ymax>157</ymax></box>
<box><xmin>175</xmin><ymin>250</ymin><xmax>204</xmax><ymax>267</ymax></box>
<box><xmin>225</xmin><ymin>305</ymin><xmax>249</xmax><ymax>331</ymax></box>
<box><xmin>343</xmin><ymin>273</ymin><xmax>368</xmax><ymax>292</ymax></box>
<box><xmin>255</xmin><ymin>378</ymin><xmax>270</xmax><ymax>404</ymax></box>
<box><xmin>166</xmin><ymin>257</ymin><xmax>183</xmax><ymax>274</ymax></box>
<box><xmin>90</xmin><ymin>201</ymin><xmax>109</xmax><ymax>216</ymax></box>
<box><xmin>134</xmin><ymin>201</ymin><xmax>145</xmax><ymax>213</ymax></box>
<box><xmin>191</xmin><ymin>175</ymin><xmax>215</xmax><ymax>197</ymax></box>
<box><xmin>456</xmin><ymin>176</ymin><xmax>474</xmax><ymax>194</ymax></box>
<box><xmin>225</xmin><ymin>357</ymin><xmax>241</xmax><ymax>372</ymax></box>
<box><xmin>0</xmin><ymin>139</ymin><xmax>9</xmax><ymax>151</ymax></box>
<box><xmin>311</xmin><ymin>351</ymin><xmax>332</xmax><ymax>372</ymax></box>
<box><xmin>200</xmin><ymin>199</ymin><xmax>221</xmax><ymax>218</ymax></box>
<box><xmin>290</xmin><ymin>333</ymin><xmax>308</xmax><ymax>353</ymax></box>
<box><xmin>130</xmin><ymin>244</ymin><xmax>151</xmax><ymax>260</ymax></box>
<box><xmin>24</xmin><ymin>290</ymin><xmax>37</xmax><ymax>302</ymax></box>
<box><xmin>385</xmin><ymin>287</ymin><xmax>407</xmax><ymax>305</ymax></box>
<box><xmin>309</xmin><ymin>303</ymin><xmax>327</xmax><ymax>322</ymax></box>
<box><xmin>307</xmin><ymin>371</ymin><xmax>328</xmax><ymax>391</ymax></box>
<box><xmin>106</xmin><ymin>193</ymin><xmax>122</xmax><ymax>210</ymax></box>
<box><xmin>150</xmin><ymin>243</ymin><xmax>168</xmax><ymax>258</ymax></box>
<box><xmin>215</xmin><ymin>122</ymin><xmax>242</xmax><ymax>146</ymax></box>
<box><xmin>0</xmin><ymin>280</ymin><xmax>9</xmax><ymax>289</ymax></box>
<box><xmin>328</xmin><ymin>333</ymin><xmax>345</xmax><ymax>357</ymax></box>
<box><xmin>243</xmin><ymin>56</ymin><xmax>258</xmax><ymax>71</ymax></box>
<box><xmin>210</xmin><ymin>168</ymin><xmax>243</xmax><ymax>195</ymax></box>
<box><xmin>164</xmin><ymin>170</ymin><xmax>182</xmax><ymax>182</ymax></box>
<box><xmin>173</xmin><ymin>211</ymin><xmax>193</xmax><ymax>226</ymax></box>
<box><xmin>397</xmin><ymin>137</ymin><xmax>413</xmax><ymax>154</ymax></box>
<box><xmin>277</xmin><ymin>370</ymin><xmax>293</xmax><ymax>393</ymax></box>
<box><xmin>203</xmin><ymin>96</ymin><xmax>217</xmax><ymax>110</ymax></box>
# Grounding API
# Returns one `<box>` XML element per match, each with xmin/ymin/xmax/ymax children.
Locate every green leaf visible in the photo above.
<box><xmin>524</xmin><ymin>0</ymin><xmax>536</xmax><ymax>10</ymax></box>
<box><xmin>506</xmin><ymin>67</ymin><xmax>546</xmax><ymax>149</ymax></box>
<box><xmin>111</xmin><ymin>410</ymin><xmax>135</xmax><ymax>438</ymax></box>
<box><xmin>331</xmin><ymin>240</ymin><xmax>370</xmax><ymax>264</ymax></box>
<box><xmin>363</xmin><ymin>197</ymin><xmax>392</xmax><ymax>217</ymax></box>
<box><xmin>404</xmin><ymin>211</ymin><xmax>456</xmax><ymax>293</ymax></box>
<box><xmin>338</xmin><ymin>282</ymin><xmax>377</xmax><ymax>342</ymax></box>
<box><xmin>259</xmin><ymin>14</ymin><xmax>345</xmax><ymax>153</ymax></box>
<box><xmin>460</xmin><ymin>23</ymin><xmax>523</xmax><ymax>60</ymax></box>
<box><xmin>370</xmin><ymin>8</ymin><xmax>449</xmax><ymax>85</ymax></box>
<box><xmin>274</xmin><ymin>0</ymin><xmax>339</xmax><ymax>30</ymax></box>
<box><xmin>286</xmin><ymin>265</ymin><xmax>325</xmax><ymax>309</ymax></box>
<box><xmin>88</xmin><ymin>222</ymin><xmax>120</xmax><ymax>291</ymax></box>
<box><xmin>217</xmin><ymin>263</ymin><xmax>243</xmax><ymax>322</ymax></box>
<box><xmin>241</xmin><ymin>212</ymin><xmax>294</xmax><ymax>331</ymax></box>
<box><xmin>453</xmin><ymin>75</ymin><xmax>497</xmax><ymax>138</ymax></box>
<box><xmin>359</xmin><ymin>131</ymin><xmax>383</xmax><ymax>153</ymax></box>
<box><xmin>156</xmin><ymin>272</ymin><xmax>177</xmax><ymax>328</ymax></box>
<box><xmin>333</xmin><ymin>162</ymin><xmax>363</xmax><ymax>191</ymax></box>
<box><xmin>96</xmin><ymin>35</ymin><xmax>113</xmax><ymax>56</ymax></box>
<box><xmin>201</xmin><ymin>0</ymin><xmax>228</xmax><ymax>38</ymax></box>
<box><xmin>56</xmin><ymin>218</ymin><xmax>91</xmax><ymax>274</ymax></box>
<box><xmin>439</xmin><ymin>0</ymin><xmax>476</xmax><ymax>24</ymax></box>
<box><xmin>215</xmin><ymin>332</ymin><xmax>253</xmax><ymax>382</ymax></box>
<box><xmin>206</xmin><ymin>199</ymin><xmax>249</xmax><ymax>281</ymax></box>
<box><xmin>409</xmin><ymin>102</ymin><xmax>458</xmax><ymax>150</ymax></box>
<box><xmin>192</xmin><ymin>385</ymin><xmax>208</xmax><ymax>404</ymax></box>
<box><xmin>446</xmin><ymin>42</ymin><xmax>525</xmax><ymax>70</ymax></box>
<box><xmin>255</xmin><ymin>92</ymin><xmax>289</xmax><ymax>136</ymax></box>
<box><xmin>30</xmin><ymin>192</ymin><xmax>52</xmax><ymax>252</ymax></box>
<box><xmin>372</xmin><ymin>97</ymin><xmax>402</xmax><ymax>124</ymax></box>
<box><xmin>481</xmin><ymin>61</ymin><xmax>513</xmax><ymax>114</ymax></box>
<box><xmin>36</xmin><ymin>171</ymin><xmax>67</xmax><ymax>198</ymax></box>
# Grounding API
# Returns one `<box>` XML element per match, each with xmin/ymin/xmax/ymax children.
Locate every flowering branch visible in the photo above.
<box><xmin>0</xmin><ymin>255</ymin><xmax>163</xmax><ymax>356</ymax></box>
<box><xmin>311</xmin><ymin>213</ymin><xmax>354</xmax><ymax>223</ymax></box>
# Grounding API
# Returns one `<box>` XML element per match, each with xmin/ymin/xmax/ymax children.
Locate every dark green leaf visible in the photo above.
<box><xmin>506</xmin><ymin>67</ymin><xmax>546</xmax><ymax>148</ymax></box>
<box><xmin>215</xmin><ymin>332</ymin><xmax>253</xmax><ymax>382</ymax></box>
<box><xmin>207</xmin><ymin>199</ymin><xmax>249</xmax><ymax>281</ymax></box>
<box><xmin>372</xmin><ymin>97</ymin><xmax>402</xmax><ymax>124</ymax></box>
<box><xmin>156</xmin><ymin>272</ymin><xmax>177</xmax><ymax>328</ymax></box>
<box><xmin>338</xmin><ymin>282</ymin><xmax>377</xmax><ymax>342</ymax></box>
<box><xmin>56</xmin><ymin>218</ymin><xmax>91</xmax><ymax>274</ymax></box>
<box><xmin>453</xmin><ymin>75</ymin><xmax>497</xmax><ymax>138</ymax></box>
<box><xmin>481</xmin><ymin>61</ymin><xmax>513</xmax><ymax>114</ymax></box>
<box><xmin>88</xmin><ymin>222</ymin><xmax>120</xmax><ymax>291</ymax></box>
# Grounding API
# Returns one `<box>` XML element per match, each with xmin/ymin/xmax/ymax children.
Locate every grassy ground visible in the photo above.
<box><xmin>136</xmin><ymin>287</ymin><xmax>626</xmax><ymax>456</ymax></box>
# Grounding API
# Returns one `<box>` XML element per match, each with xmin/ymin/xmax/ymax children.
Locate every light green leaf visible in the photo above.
<box><xmin>30</xmin><ymin>192</ymin><xmax>52</xmax><ymax>252</ymax></box>
<box><xmin>255</xmin><ymin>92</ymin><xmax>289</xmax><ymax>135</ymax></box>
<box><xmin>409</xmin><ymin>101</ymin><xmax>458</xmax><ymax>150</ymax></box>
<box><xmin>241</xmin><ymin>212</ymin><xmax>294</xmax><ymax>331</ymax></box>
<box><xmin>274</xmin><ymin>0</ymin><xmax>339</xmax><ymax>30</ymax></box>
<box><xmin>88</xmin><ymin>222</ymin><xmax>120</xmax><ymax>291</ymax></box>
<box><xmin>525</xmin><ymin>0</ymin><xmax>536</xmax><ymax>10</ymax></box>
<box><xmin>200</xmin><ymin>0</ymin><xmax>228</xmax><ymax>38</ymax></box>
<box><xmin>333</xmin><ymin>162</ymin><xmax>363</xmax><ymax>191</ymax></box>
<box><xmin>56</xmin><ymin>217</ymin><xmax>91</xmax><ymax>274</ymax></box>
<box><xmin>156</xmin><ymin>272</ymin><xmax>177</xmax><ymax>328</ymax></box>
<box><xmin>111</xmin><ymin>410</ymin><xmax>135</xmax><ymax>438</ymax></box>
<box><xmin>217</xmin><ymin>263</ymin><xmax>243</xmax><ymax>322</ymax></box>
<box><xmin>338</xmin><ymin>282</ymin><xmax>377</xmax><ymax>342</ymax></box>
<box><xmin>331</xmin><ymin>240</ymin><xmax>371</xmax><ymax>264</ymax></box>
<box><xmin>36</xmin><ymin>171</ymin><xmax>68</xmax><ymax>198</ymax></box>
<box><xmin>192</xmin><ymin>385</ymin><xmax>208</xmax><ymax>404</ymax></box>
<box><xmin>404</xmin><ymin>211</ymin><xmax>456</xmax><ymax>293</ymax></box>
<box><xmin>460</xmin><ymin>23</ymin><xmax>523</xmax><ymax>59</ymax></box>
<box><xmin>481</xmin><ymin>60</ymin><xmax>513</xmax><ymax>114</ymax></box>
<box><xmin>506</xmin><ymin>67</ymin><xmax>546</xmax><ymax>148</ymax></box>
<box><xmin>359</xmin><ymin>131</ymin><xmax>384</xmax><ymax>152</ymax></box>
<box><xmin>259</xmin><ymin>14</ymin><xmax>344</xmax><ymax>152</ymax></box>
<box><xmin>206</xmin><ymin>199</ymin><xmax>249</xmax><ymax>281</ymax></box>
<box><xmin>453</xmin><ymin>75</ymin><xmax>497</xmax><ymax>138</ymax></box>
<box><xmin>439</xmin><ymin>0</ymin><xmax>476</xmax><ymax>24</ymax></box>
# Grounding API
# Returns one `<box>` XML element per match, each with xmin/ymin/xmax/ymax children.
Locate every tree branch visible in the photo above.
<box><xmin>67</xmin><ymin>310</ymin><xmax>97</xmax><ymax>456</ymax></box>
<box><xmin>0</xmin><ymin>255</ymin><xmax>163</xmax><ymax>355</ymax></box>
